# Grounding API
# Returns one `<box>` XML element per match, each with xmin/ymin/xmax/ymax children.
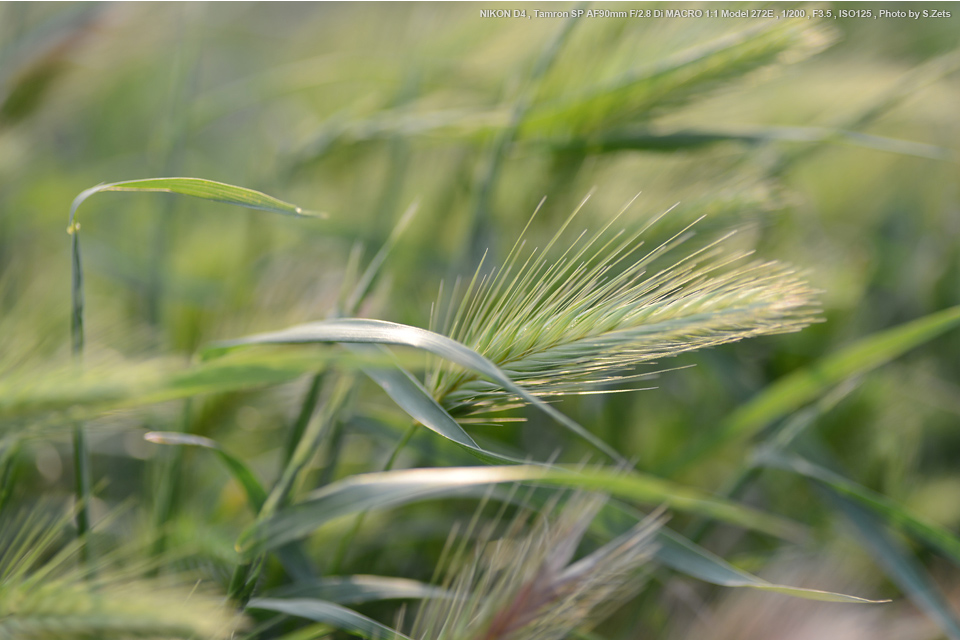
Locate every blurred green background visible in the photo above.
<box><xmin>2</xmin><ymin>2</ymin><xmax>959</xmax><ymax>637</ymax></box>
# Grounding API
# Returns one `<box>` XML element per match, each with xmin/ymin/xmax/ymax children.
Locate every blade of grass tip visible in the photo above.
<box><xmin>762</xmin><ymin>452</ymin><xmax>960</xmax><ymax>568</ymax></box>
<box><xmin>265</xmin><ymin>575</ymin><xmax>451</xmax><ymax>605</ymax></box>
<box><xmin>344</xmin><ymin>199</ymin><xmax>419</xmax><ymax>315</ymax></box>
<box><xmin>652</xmin><ymin>526</ymin><xmax>884</xmax><ymax>603</ymax></box>
<box><xmin>248</xmin><ymin>598</ymin><xmax>412</xmax><ymax>640</ymax></box>
<box><xmin>204</xmin><ymin>318</ymin><xmax>627</xmax><ymax>464</ymax></box>
<box><xmin>821</xmin><ymin>488</ymin><xmax>960</xmax><ymax>638</ymax></box>
<box><xmin>595</xmin><ymin>499</ymin><xmax>880</xmax><ymax>603</ymax></box>
<box><xmin>664</xmin><ymin>305</ymin><xmax>960</xmax><ymax>475</ymax></box>
<box><xmin>145</xmin><ymin>431</ymin><xmax>267</xmax><ymax>513</ymax></box>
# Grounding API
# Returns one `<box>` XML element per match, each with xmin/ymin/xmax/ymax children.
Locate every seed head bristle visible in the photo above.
<box><xmin>430</xmin><ymin>198</ymin><xmax>819</xmax><ymax>415</ymax></box>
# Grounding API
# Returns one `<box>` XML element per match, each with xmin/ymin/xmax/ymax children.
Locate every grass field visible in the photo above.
<box><xmin>2</xmin><ymin>3</ymin><xmax>960</xmax><ymax>639</ymax></box>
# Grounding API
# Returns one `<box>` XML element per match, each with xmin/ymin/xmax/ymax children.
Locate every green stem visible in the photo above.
<box><xmin>70</xmin><ymin>229</ymin><xmax>92</xmax><ymax>562</ymax></box>
<box><xmin>282</xmin><ymin>374</ymin><xmax>324</xmax><ymax>470</ymax></box>
<box><xmin>0</xmin><ymin>440</ymin><xmax>22</xmax><ymax>514</ymax></box>
<box><xmin>150</xmin><ymin>398</ymin><xmax>193</xmax><ymax>566</ymax></box>
<box><xmin>330</xmin><ymin>422</ymin><xmax>418</xmax><ymax>573</ymax></box>
<box><xmin>464</xmin><ymin>7</ymin><xmax>583</xmax><ymax>264</ymax></box>
<box><xmin>229</xmin><ymin>373</ymin><xmax>355</xmax><ymax>605</ymax></box>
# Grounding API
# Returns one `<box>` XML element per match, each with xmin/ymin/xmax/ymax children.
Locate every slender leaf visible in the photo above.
<box><xmin>761</xmin><ymin>452</ymin><xmax>960</xmax><ymax>568</ymax></box>
<box><xmin>653</xmin><ymin>528</ymin><xmax>883</xmax><ymax>604</ymax></box>
<box><xmin>521</xmin><ymin>21</ymin><xmax>832</xmax><ymax>137</ymax></box>
<box><xmin>351</xmin><ymin>344</ymin><xmax>523</xmax><ymax>465</ymax></box>
<box><xmin>265</xmin><ymin>575</ymin><xmax>450</xmax><ymax>605</ymax></box>
<box><xmin>0</xmin><ymin>349</ymin><xmax>399</xmax><ymax>425</ymax></box>
<box><xmin>247</xmin><ymin>598</ymin><xmax>411</xmax><ymax>640</ymax></box>
<box><xmin>668</xmin><ymin>305</ymin><xmax>960</xmax><ymax>472</ymax></box>
<box><xmin>67</xmin><ymin>177</ymin><xmax>322</xmax><ymax>233</ymax></box>
<box><xmin>545</xmin><ymin>126</ymin><xmax>956</xmax><ymax>161</ymax></box>
<box><xmin>144</xmin><ymin>431</ymin><xmax>267</xmax><ymax>513</ymax></box>
<box><xmin>823</xmin><ymin>490</ymin><xmax>960</xmax><ymax>639</ymax></box>
<box><xmin>266</xmin><ymin>624</ymin><xmax>335</xmax><ymax>640</ymax></box>
<box><xmin>235</xmin><ymin>465</ymin><xmax>805</xmax><ymax>558</ymax></box>
<box><xmin>205</xmin><ymin>318</ymin><xmax>625</xmax><ymax>462</ymax></box>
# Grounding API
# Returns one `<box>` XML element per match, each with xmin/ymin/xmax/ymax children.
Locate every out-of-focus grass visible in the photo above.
<box><xmin>2</xmin><ymin>3</ymin><xmax>960</xmax><ymax>639</ymax></box>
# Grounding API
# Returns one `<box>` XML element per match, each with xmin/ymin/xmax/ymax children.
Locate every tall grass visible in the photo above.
<box><xmin>2</xmin><ymin>5</ymin><xmax>959</xmax><ymax>640</ymax></box>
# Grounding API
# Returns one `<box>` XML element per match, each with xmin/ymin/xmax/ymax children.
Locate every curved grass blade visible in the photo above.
<box><xmin>205</xmin><ymin>318</ymin><xmax>625</xmax><ymax>463</ymax></box>
<box><xmin>667</xmin><ymin>305</ymin><xmax>960</xmax><ymax>473</ymax></box>
<box><xmin>822</xmin><ymin>489</ymin><xmax>960</xmax><ymax>639</ymax></box>
<box><xmin>235</xmin><ymin>465</ymin><xmax>804</xmax><ymax>558</ymax></box>
<box><xmin>265</xmin><ymin>575</ymin><xmax>450</xmax><ymax>605</ymax></box>
<box><xmin>521</xmin><ymin>21</ymin><xmax>833</xmax><ymax>137</ymax></box>
<box><xmin>144</xmin><ymin>431</ymin><xmax>267</xmax><ymax>513</ymax></box>
<box><xmin>0</xmin><ymin>349</ymin><xmax>397</xmax><ymax>425</ymax></box>
<box><xmin>247</xmin><ymin>598</ymin><xmax>411</xmax><ymax>640</ymax></box>
<box><xmin>351</xmin><ymin>345</ymin><xmax>523</xmax><ymax>465</ymax></box>
<box><xmin>761</xmin><ymin>452</ymin><xmax>960</xmax><ymax>568</ymax></box>
<box><xmin>265</xmin><ymin>624</ymin><xmax>336</xmax><ymax>640</ymax></box>
<box><xmin>653</xmin><ymin>528</ymin><xmax>883</xmax><ymax>604</ymax></box>
<box><xmin>67</xmin><ymin>177</ymin><xmax>322</xmax><ymax>232</ymax></box>
<box><xmin>547</xmin><ymin>126</ymin><xmax>956</xmax><ymax>162</ymax></box>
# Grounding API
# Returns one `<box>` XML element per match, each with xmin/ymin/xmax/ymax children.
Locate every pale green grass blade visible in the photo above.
<box><xmin>205</xmin><ymin>318</ymin><xmax>626</xmax><ymax>463</ymax></box>
<box><xmin>248</xmin><ymin>598</ymin><xmax>411</xmax><ymax>640</ymax></box>
<box><xmin>265</xmin><ymin>575</ymin><xmax>451</xmax><ymax>605</ymax></box>
<box><xmin>235</xmin><ymin>465</ymin><xmax>804</xmax><ymax>558</ymax></box>
<box><xmin>144</xmin><ymin>431</ymin><xmax>267</xmax><ymax>513</ymax></box>
<box><xmin>668</xmin><ymin>305</ymin><xmax>960</xmax><ymax>473</ymax></box>
<box><xmin>68</xmin><ymin>177</ymin><xmax>322</xmax><ymax>232</ymax></box>
<box><xmin>267</xmin><ymin>624</ymin><xmax>336</xmax><ymax>640</ymax></box>
<box><xmin>357</xmin><ymin>353</ymin><xmax>525</xmax><ymax>465</ymax></box>
<box><xmin>653</xmin><ymin>528</ymin><xmax>883</xmax><ymax>603</ymax></box>
<box><xmin>761</xmin><ymin>452</ymin><xmax>960</xmax><ymax>568</ymax></box>
<box><xmin>824</xmin><ymin>490</ymin><xmax>960</xmax><ymax>639</ymax></box>
<box><xmin>547</xmin><ymin>126</ymin><xmax>956</xmax><ymax>162</ymax></box>
<box><xmin>522</xmin><ymin>21</ymin><xmax>833</xmax><ymax>137</ymax></box>
<box><xmin>0</xmin><ymin>349</ymin><xmax>396</xmax><ymax>424</ymax></box>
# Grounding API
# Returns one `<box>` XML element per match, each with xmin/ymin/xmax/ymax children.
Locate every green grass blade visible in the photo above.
<box><xmin>144</xmin><ymin>431</ymin><xmax>267</xmax><ymax>513</ymax></box>
<box><xmin>235</xmin><ymin>465</ymin><xmax>804</xmax><ymax>559</ymax></box>
<box><xmin>247</xmin><ymin>598</ymin><xmax>411</xmax><ymax>640</ymax></box>
<box><xmin>653</xmin><ymin>528</ymin><xmax>883</xmax><ymax>603</ymax></box>
<box><xmin>667</xmin><ymin>305</ymin><xmax>960</xmax><ymax>473</ymax></box>
<box><xmin>546</xmin><ymin>126</ymin><xmax>956</xmax><ymax>162</ymax></box>
<box><xmin>68</xmin><ymin>177</ymin><xmax>322</xmax><ymax>232</ymax></box>
<box><xmin>823</xmin><ymin>490</ymin><xmax>960</xmax><ymax>639</ymax></box>
<box><xmin>761</xmin><ymin>452</ymin><xmax>960</xmax><ymax>568</ymax></box>
<box><xmin>265</xmin><ymin>575</ymin><xmax>451</xmax><ymax>605</ymax></box>
<box><xmin>205</xmin><ymin>318</ymin><xmax>626</xmax><ymax>463</ymax></box>
<box><xmin>522</xmin><ymin>21</ymin><xmax>833</xmax><ymax>137</ymax></box>
<box><xmin>265</xmin><ymin>624</ymin><xmax>336</xmax><ymax>640</ymax></box>
<box><xmin>352</xmin><ymin>345</ymin><xmax>524</xmax><ymax>465</ymax></box>
<box><xmin>0</xmin><ymin>349</ymin><xmax>397</xmax><ymax>425</ymax></box>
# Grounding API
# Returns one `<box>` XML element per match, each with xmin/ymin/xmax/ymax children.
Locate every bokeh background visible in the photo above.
<box><xmin>2</xmin><ymin>2</ymin><xmax>960</xmax><ymax>638</ymax></box>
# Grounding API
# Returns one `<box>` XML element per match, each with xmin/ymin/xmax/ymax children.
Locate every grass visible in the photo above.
<box><xmin>1</xmin><ymin>4</ymin><xmax>960</xmax><ymax>640</ymax></box>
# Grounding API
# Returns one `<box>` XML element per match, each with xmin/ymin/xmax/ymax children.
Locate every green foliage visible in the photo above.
<box><xmin>0</xmin><ymin>509</ymin><xmax>243</xmax><ymax>639</ymax></box>
<box><xmin>2</xmin><ymin>4</ymin><xmax>959</xmax><ymax>640</ymax></box>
